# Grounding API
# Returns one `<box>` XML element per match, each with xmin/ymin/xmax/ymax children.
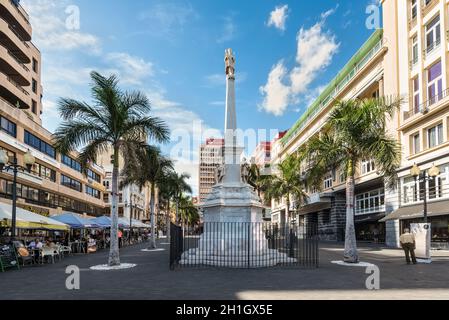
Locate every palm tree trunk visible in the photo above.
<box><xmin>108</xmin><ymin>146</ymin><xmax>120</xmax><ymax>266</ymax></box>
<box><xmin>150</xmin><ymin>183</ymin><xmax>157</xmax><ymax>249</ymax></box>
<box><xmin>166</xmin><ymin>199</ymin><xmax>171</xmax><ymax>240</ymax></box>
<box><xmin>344</xmin><ymin>160</ymin><xmax>359</xmax><ymax>263</ymax></box>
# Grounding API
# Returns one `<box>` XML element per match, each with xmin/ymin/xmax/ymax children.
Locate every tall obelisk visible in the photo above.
<box><xmin>223</xmin><ymin>48</ymin><xmax>242</xmax><ymax>184</ymax></box>
<box><xmin>179</xmin><ymin>49</ymin><xmax>296</xmax><ymax>267</ymax></box>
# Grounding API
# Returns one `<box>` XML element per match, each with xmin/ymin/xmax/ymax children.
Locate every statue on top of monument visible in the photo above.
<box><xmin>224</xmin><ymin>48</ymin><xmax>235</xmax><ymax>79</ymax></box>
<box><xmin>241</xmin><ymin>159</ymin><xmax>250</xmax><ymax>184</ymax></box>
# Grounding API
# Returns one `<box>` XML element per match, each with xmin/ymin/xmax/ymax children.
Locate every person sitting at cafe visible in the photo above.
<box><xmin>29</xmin><ymin>239</ymin><xmax>43</xmax><ymax>249</ymax></box>
<box><xmin>45</xmin><ymin>238</ymin><xmax>56</xmax><ymax>248</ymax></box>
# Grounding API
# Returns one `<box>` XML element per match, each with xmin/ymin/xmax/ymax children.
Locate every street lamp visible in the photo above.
<box><xmin>410</xmin><ymin>163</ymin><xmax>440</xmax><ymax>223</ymax></box>
<box><xmin>0</xmin><ymin>149</ymin><xmax>35</xmax><ymax>240</ymax></box>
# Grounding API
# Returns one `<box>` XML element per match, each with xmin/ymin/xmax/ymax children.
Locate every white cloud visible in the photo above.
<box><xmin>138</xmin><ymin>2</ymin><xmax>198</xmax><ymax>38</ymax></box>
<box><xmin>217</xmin><ymin>15</ymin><xmax>236</xmax><ymax>43</ymax></box>
<box><xmin>267</xmin><ymin>5</ymin><xmax>289</xmax><ymax>31</ymax></box>
<box><xmin>259</xmin><ymin>10</ymin><xmax>339</xmax><ymax>116</ymax></box>
<box><xmin>21</xmin><ymin>0</ymin><xmax>101</xmax><ymax>54</ymax></box>
<box><xmin>259</xmin><ymin>61</ymin><xmax>290</xmax><ymax>117</ymax></box>
<box><xmin>106</xmin><ymin>53</ymin><xmax>154</xmax><ymax>85</ymax></box>
<box><xmin>290</xmin><ymin>21</ymin><xmax>339</xmax><ymax>95</ymax></box>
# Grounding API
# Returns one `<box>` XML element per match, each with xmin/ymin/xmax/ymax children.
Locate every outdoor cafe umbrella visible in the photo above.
<box><xmin>0</xmin><ymin>202</ymin><xmax>69</xmax><ymax>231</ymax></box>
<box><xmin>90</xmin><ymin>216</ymin><xmax>130</xmax><ymax>228</ymax></box>
<box><xmin>51</xmin><ymin>213</ymin><xmax>100</xmax><ymax>229</ymax></box>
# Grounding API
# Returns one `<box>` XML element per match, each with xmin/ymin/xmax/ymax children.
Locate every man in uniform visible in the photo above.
<box><xmin>400</xmin><ymin>228</ymin><xmax>417</xmax><ymax>265</ymax></box>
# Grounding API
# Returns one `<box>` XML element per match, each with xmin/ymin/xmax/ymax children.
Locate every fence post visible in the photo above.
<box><xmin>247</xmin><ymin>223</ymin><xmax>251</xmax><ymax>269</ymax></box>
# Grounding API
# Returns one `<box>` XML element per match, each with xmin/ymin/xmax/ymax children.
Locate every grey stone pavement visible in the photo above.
<box><xmin>1</xmin><ymin>240</ymin><xmax>449</xmax><ymax>300</ymax></box>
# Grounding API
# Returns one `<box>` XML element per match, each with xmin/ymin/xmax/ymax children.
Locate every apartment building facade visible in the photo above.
<box><xmin>272</xmin><ymin>29</ymin><xmax>388</xmax><ymax>242</ymax></box>
<box><xmin>251</xmin><ymin>141</ymin><xmax>271</xmax><ymax>169</ymax></box>
<box><xmin>199</xmin><ymin>138</ymin><xmax>224</xmax><ymax>204</ymax></box>
<box><xmin>0</xmin><ymin>0</ymin><xmax>106</xmax><ymax>218</ymax></box>
<box><xmin>271</xmin><ymin>0</ymin><xmax>449</xmax><ymax>249</ymax></box>
<box><xmin>381</xmin><ymin>0</ymin><xmax>449</xmax><ymax>249</ymax></box>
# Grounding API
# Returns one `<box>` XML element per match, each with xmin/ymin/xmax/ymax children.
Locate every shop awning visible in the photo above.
<box><xmin>131</xmin><ymin>219</ymin><xmax>151</xmax><ymax>228</ymax></box>
<box><xmin>51</xmin><ymin>213</ymin><xmax>100</xmax><ymax>229</ymax></box>
<box><xmin>355</xmin><ymin>212</ymin><xmax>386</xmax><ymax>223</ymax></box>
<box><xmin>297</xmin><ymin>202</ymin><xmax>331</xmax><ymax>216</ymax></box>
<box><xmin>90</xmin><ymin>216</ymin><xmax>112</xmax><ymax>228</ymax></box>
<box><xmin>380</xmin><ymin>200</ymin><xmax>449</xmax><ymax>222</ymax></box>
<box><xmin>0</xmin><ymin>202</ymin><xmax>69</xmax><ymax>231</ymax></box>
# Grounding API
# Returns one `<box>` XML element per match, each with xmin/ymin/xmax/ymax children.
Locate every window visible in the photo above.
<box><xmin>0</xmin><ymin>116</ymin><xmax>17</xmax><ymax>137</ymax></box>
<box><xmin>411</xmin><ymin>133</ymin><xmax>420</xmax><ymax>154</ymax></box>
<box><xmin>61</xmin><ymin>155</ymin><xmax>81</xmax><ymax>172</ymax></box>
<box><xmin>411</xmin><ymin>0</ymin><xmax>417</xmax><ymax>19</ymax></box>
<box><xmin>428</xmin><ymin>123</ymin><xmax>443</xmax><ymax>148</ymax></box>
<box><xmin>361</xmin><ymin>160</ymin><xmax>376</xmax><ymax>175</ymax></box>
<box><xmin>86</xmin><ymin>186</ymin><xmax>101</xmax><ymax>199</ymax></box>
<box><xmin>31</xmin><ymin>163</ymin><xmax>56</xmax><ymax>182</ymax></box>
<box><xmin>103</xmin><ymin>193</ymin><xmax>109</xmax><ymax>203</ymax></box>
<box><xmin>87</xmin><ymin>169</ymin><xmax>101</xmax><ymax>183</ymax></box>
<box><xmin>32</xmin><ymin>58</ymin><xmax>38</xmax><ymax>73</ymax></box>
<box><xmin>24</xmin><ymin>130</ymin><xmax>56</xmax><ymax>158</ymax></box>
<box><xmin>427</xmin><ymin>61</ymin><xmax>443</xmax><ymax>105</ymax></box>
<box><xmin>0</xmin><ymin>147</ymin><xmax>15</xmax><ymax>164</ymax></box>
<box><xmin>61</xmin><ymin>175</ymin><xmax>82</xmax><ymax>192</ymax></box>
<box><xmin>103</xmin><ymin>180</ymin><xmax>110</xmax><ymax>189</ymax></box>
<box><xmin>31</xmin><ymin>100</ymin><xmax>37</xmax><ymax>114</ymax></box>
<box><xmin>425</xmin><ymin>15</ymin><xmax>440</xmax><ymax>54</ymax></box>
<box><xmin>402</xmin><ymin>166</ymin><xmax>448</xmax><ymax>204</ymax></box>
<box><xmin>411</xmin><ymin>35</ymin><xmax>418</xmax><ymax>65</ymax></box>
<box><xmin>32</xmin><ymin>79</ymin><xmax>37</xmax><ymax>94</ymax></box>
<box><xmin>324</xmin><ymin>173</ymin><xmax>333</xmax><ymax>189</ymax></box>
<box><xmin>403</xmin><ymin>176</ymin><xmax>417</xmax><ymax>204</ymax></box>
<box><xmin>413</xmin><ymin>77</ymin><xmax>420</xmax><ymax>113</ymax></box>
<box><xmin>355</xmin><ymin>188</ymin><xmax>385</xmax><ymax>215</ymax></box>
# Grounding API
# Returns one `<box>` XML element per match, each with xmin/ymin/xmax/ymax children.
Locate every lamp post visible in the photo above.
<box><xmin>410</xmin><ymin>163</ymin><xmax>440</xmax><ymax>223</ymax></box>
<box><xmin>0</xmin><ymin>149</ymin><xmax>35</xmax><ymax>240</ymax></box>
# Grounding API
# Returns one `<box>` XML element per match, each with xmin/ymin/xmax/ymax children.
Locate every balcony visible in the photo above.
<box><xmin>0</xmin><ymin>71</ymin><xmax>30</xmax><ymax>109</ymax></box>
<box><xmin>409</xmin><ymin>56</ymin><xmax>419</xmax><ymax>71</ymax></box>
<box><xmin>0</xmin><ymin>0</ymin><xmax>31</xmax><ymax>40</ymax></box>
<box><xmin>424</xmin><ymin>38</ymin><xmax>441</xmax><ymax>58</ymax></box>
<box><xmin>0</xmin><ymin>44</ymin><xmax>30</xmax><ymax>87</ymax></box>
<box><xmin>0</xmin><ymin>17</ymin><xmax>31</xmax><ymax>62</ymax></box>
<box><xmin>403</xmin><ymin>87</ymin><xmax>449</xmax><ymax>121</ymax></box>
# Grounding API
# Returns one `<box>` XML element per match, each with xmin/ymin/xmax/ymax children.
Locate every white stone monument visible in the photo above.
<box><xmin>180</xmin><ymin>49</ymin><xmax>295</xmax><ymax>267</ymax></box>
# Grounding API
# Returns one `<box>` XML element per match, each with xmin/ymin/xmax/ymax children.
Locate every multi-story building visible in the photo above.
<box><xmin>0</xmin><ymin>0</ymin><xmax>105</xmax><ymax>218</ymax></box>
<box><xmin>380</xmin><ymin>0</ymin><xmax>449</xmax><ymax>249</ymax></box>
<box><xmin>199</xmin><ymin>138</ymin><xmax>224</xmax><ymax>204</ymax></box>
<box><xmin>96</xmin><ymin>148</ymin><xmax>149</xmax><ymax>222</ymax></box>
<box><xmin>273</xmin><ymin>29</ymin><xmax>388</xmax><ymax>241</ymax></box>
<box><xmin>251</xmin><ymin>141</ymin><xmax>271</xmax><ymax>169</ymax></box>
<box><xmin>271</xmin><ymin>0</ymin><xmax>449</xmax><ymax>249</ymax></box>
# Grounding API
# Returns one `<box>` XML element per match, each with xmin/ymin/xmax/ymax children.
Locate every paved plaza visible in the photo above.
<box><xmin>1</xmin><ymin>241</ymin><xmax>449</xmax><ymax>300</ymax></box>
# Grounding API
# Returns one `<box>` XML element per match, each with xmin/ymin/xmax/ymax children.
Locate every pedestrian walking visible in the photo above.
<box><xmin>400</xmin><ymin>228</ymin><xmax>417</xmax><ymax>265</ymax></box>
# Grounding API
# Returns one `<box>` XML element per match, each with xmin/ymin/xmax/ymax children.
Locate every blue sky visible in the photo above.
<box><xmin>21</xmin><ymin>0</ymin><xmax>380</xmax><ymax>194</ymax></box>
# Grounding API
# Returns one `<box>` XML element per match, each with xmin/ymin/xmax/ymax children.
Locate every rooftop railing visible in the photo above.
<box><xmin>283</xmin><ymin>38</ymin><xmax>384</xmax><ymax>147</ymax></box>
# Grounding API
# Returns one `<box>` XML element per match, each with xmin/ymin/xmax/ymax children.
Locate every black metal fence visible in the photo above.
<box><xmin>170</xmin><ymin>222</ymin><xmax>319</xmax><ymax>270</ymax></box>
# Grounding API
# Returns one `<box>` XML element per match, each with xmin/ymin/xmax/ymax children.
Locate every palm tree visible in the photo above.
<box><xmin>299</xmin><ymin>98</ymin><xmax>401</xmax><ymax>263</ymax></box>
<box><xmin>158</xmin><ymin>171</ymin><xmax>176</xmax><ymax>240</ymax></box>
<box><xmin>121</xmin><ymin>146</ymin><xmax>174</xmax><ymax>249</ymax></box>
<box><xmin>246</xmin><ymin>162</ymin><xmax>271</xmax><ymax>205</ymax></box>
<box><xmin>171</xmin><ymin>172</ymin><xmax>192</xmax><ymax>225</ymax></box>
<box><xmin>264</xmin><ymin>154</ymin><xmax>307</xmax><ymax>225</ymax></box>
<box><xmin>54</xmin><ymin>71</ymin><xmax>170</xmax><ymax>266</ymax></box>
<box><xmin>179</xmin><ymin>195</ymin><xmax>200</xmax><ymax>229</ymax></box>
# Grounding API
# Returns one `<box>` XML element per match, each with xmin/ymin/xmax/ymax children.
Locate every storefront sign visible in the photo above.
<box><xmin>17</xmin><ymin>204</ymin><xmax>50</xmax><ymax>217</ymax></box>
<box><xmin>411</xmin><ymin>223</ymin><xmax>431</xmax><ymax>260</ymax></box>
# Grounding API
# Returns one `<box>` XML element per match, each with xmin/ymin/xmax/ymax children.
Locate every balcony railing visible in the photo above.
<box><xmin>7</xmin><ymin>22</ymin><xmax>30</xmax><ymax>48</ymax></box>
<box><xmin>355</xmin><ymin>205</ymin><xmax>386</xmax><ymax>216</ymax></box>
<box><xmin>424</xmin><ymin>38</ymin><xmax>441</xmax><ymax>57</ymax></box>
<box><xmin>6</xmin><ymin>48</ymin><xmax>29</xmax><ymax>72</ymax></box>
<box><xmin>409</xmin><ymin>56</ymin><xmax>419</xmax><ymax>70</ymax></box>
<box><xmin>283</xmin><ymin>38</ymin><xmax>385</xmax><ymax>147</ymax></box>
<box><xmin>8</xmin><ymin>0</ymin><xmax>30</xmax><ymax>25</ymax></box>
<box><xmin>404</xmin><ymin>87</ymin><xmax>449</xmax><ymax>120</ymax></box>
<box><xmin>6</xmin><ymin>75</ymin><xmax>29</xmax><ymax>96</ymax></box>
